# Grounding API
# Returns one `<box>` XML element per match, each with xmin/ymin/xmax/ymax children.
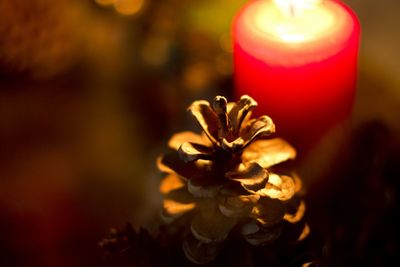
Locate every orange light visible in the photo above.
<box><xmin>114</xmin><ymin>0</ymin><xmax>144</xmax><ymax>16</ymax></box>
<box><xmin>95</xmin><ymin>0</ymin><xmax>115</xmax><ymax>6</ymax></box>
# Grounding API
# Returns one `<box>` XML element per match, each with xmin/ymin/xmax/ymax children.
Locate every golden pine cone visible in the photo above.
<box><xmin>158</xmin><ymin>95</ymin><xmax>308</xmax><ymax>264</ymax></box>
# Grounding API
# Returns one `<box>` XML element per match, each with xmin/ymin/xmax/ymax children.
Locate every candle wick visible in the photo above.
<box><xmin>289</xmin><ymin>3</ymin><xmax>295</xmax><ymax>17</ymax></box>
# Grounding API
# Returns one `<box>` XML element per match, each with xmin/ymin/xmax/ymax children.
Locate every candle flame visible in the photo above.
<box><xmin>255</xmin><ymin>0</ymin><xmax>334</xmax><ymax>43</ymax></box>
<box><xmin>273</xmin><ymin>0</ymin><xmax>324</xmax><ymax>17</ymax></box>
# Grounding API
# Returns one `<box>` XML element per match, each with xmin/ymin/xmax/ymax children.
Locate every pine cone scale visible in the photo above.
<box><xmin>188</xmin><ymin>100</ymin><xmax>221</xmax><ymax>145</ymax></box>
<box><xmin>242</xmin><ymin>138</ymin><xmax>297</xmax><ymax>168</ymax></box>
<box><xmin>168</xmin><ymin>131</ymin><xmax>211</xmax><ymax>150</ymax></box>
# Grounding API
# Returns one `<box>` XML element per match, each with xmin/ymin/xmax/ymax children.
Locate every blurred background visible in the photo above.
<box><xmin>0</xmin><ymin>0</ymin><xmax>399</xmax><ymax>266</ymax></box>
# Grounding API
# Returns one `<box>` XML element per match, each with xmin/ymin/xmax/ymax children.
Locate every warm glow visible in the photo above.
<box><xmin>234</xmin><ymin>0</ymin><xmax>354</xmax><ymax>64</ymax></box>
<box><xmin>255</xmin><ymin>0</ymin><xmax>334</xmax><ymax>43</ymax></box>
<box><xmin>273</xmin><ymin>0</ymin><xmax>324</xmax><ymax>17</ymax></box>
<box><xmin>233</xmin><ymin>0</ymin><xmax>360</xmax><ymax>147</ymax></box>
<box><xmin>95</xmin><ymin>0</ymin><xmax>144</xmax><ymax>15</ymax></box>
<box><xmin>114</xmin><ymin>0</ymin><xmax>144</xmax><ymax>15</ymax></box>
<box><xmin>95</xmin><ymin>0</ymin><xmax>115</xmax><ymax>6</ymax></box>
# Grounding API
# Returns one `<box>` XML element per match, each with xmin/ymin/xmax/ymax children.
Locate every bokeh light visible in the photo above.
<box><xmin>1</xmin><ymin>0</ymin><xmax>400</xmax><ymax>266</ymax></box>
<box><xmin>114</xmin><ymin>0</ymin><xmax>145</xmax><ymax>16</ymax></box>
<box><xmin>95</xmin><ymin>0</ymin><xmax>115</xmax><ymax>6</ymax></box>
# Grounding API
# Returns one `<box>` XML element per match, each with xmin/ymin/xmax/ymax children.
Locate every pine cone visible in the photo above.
<box><xmin>158</xmin><ymin>95</ymin><xmax>308</xmax><ymax>264</ymax></box>
<box><xmin>100</xmin><ymin>224</ymin><xmax>161</xmax><ymax>266</ymax></box>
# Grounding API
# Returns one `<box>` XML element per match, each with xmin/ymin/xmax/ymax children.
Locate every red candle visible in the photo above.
<box><xmin>233</xmin><ymin>0</ymin><xmax>360</xmax><ymax>150</ymax></box>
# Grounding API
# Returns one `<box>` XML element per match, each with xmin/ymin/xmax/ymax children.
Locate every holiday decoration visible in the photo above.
<box><xmin>158</xmin><ymin>95</ymin><xmax>308</xmax><ymax>264</ymax></box>
<box><xmin>233</xmin><ymin>0</ymin><xmax>360</xmax><ymax>149</ymax></box>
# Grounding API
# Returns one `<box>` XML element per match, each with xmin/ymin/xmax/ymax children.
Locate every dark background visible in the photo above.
<box><xmin>1</xmin><ymin>0</ymin><xmax>399</xmax><ymax>266</ymax></box>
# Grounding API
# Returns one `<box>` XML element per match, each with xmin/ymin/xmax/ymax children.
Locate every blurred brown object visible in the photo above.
<box><xmin>0</xmin><ymin>0</ymin><xmax>88</xmax><ymax>78</ymax></box>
